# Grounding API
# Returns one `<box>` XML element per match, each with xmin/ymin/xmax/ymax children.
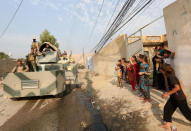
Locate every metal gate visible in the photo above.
<box><xmin>126</xmin><ymin>29</ymin><xmax>144</xmax><ymax>59</ymax></box>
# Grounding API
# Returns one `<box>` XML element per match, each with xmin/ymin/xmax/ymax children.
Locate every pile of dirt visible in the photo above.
<box><xmin>0</xmin><ymin>59</ymin><xmax>16</xmax><ymax>77</ymax></box>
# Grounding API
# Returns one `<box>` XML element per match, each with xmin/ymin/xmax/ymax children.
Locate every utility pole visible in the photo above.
<box><xmin>82</xmin><ymin>48</ymin><xmax>85</xmax><ymax>66</ymax></box>
<box><xmin>140</xmin><ymin>29</ymin><xmax>144</xmax><ymax>55</ymax></box>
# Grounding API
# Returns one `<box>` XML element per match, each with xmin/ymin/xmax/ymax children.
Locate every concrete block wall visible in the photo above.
<box><xmin>93</xmin><ymin>34</ymin><xmax>127</xmax><ymax>77</ymax></box>
<box><xmin>164</xmin><ymin>0</ymin><xmax>191</xmax><ymax>98</ymax></box>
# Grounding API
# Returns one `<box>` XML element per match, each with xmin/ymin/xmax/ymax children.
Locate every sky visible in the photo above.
<box><xmin>0</xmin><ymin>0</ymin><xmax>176</xmax><ymax>58</ymax></box>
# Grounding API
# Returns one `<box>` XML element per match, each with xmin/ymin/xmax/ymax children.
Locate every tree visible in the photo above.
<box><xmin>39</xmin><ymin>29</ymin><xmax>59</xmax><ymax>48</ymax></box>
<box><xmin>0</xmin><ymin>52</ymin><xmax>9</xmax><ymax>59</ymax></box>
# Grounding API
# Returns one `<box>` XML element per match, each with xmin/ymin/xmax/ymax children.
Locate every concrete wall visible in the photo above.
<box><xmin>0</xmin><ymin>59</ymin><xmax>16</xmax><ymax>77</ymax></box>
<box><xmin>93</xmin><ymin>34</ymin><xmax>127</xmax><ymax>77</ymax></box>
<box><xmin>164</xmin><ymin>0</ymin><xmax>191</xmax><ymax>98</ymax></box>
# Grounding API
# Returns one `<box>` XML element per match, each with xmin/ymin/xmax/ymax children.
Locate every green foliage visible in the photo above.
<box><xmin>0</xmin><ymin>52</ymin><xmax>9</xmax><ymax>59</ymax></box>
<box><xmin>39</xmin><ymin>29</ymin><xmax>59</xmax><ymax>48</ymax></box>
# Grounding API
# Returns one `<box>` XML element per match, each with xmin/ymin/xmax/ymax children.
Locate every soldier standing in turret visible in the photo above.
<box><xmin>42</xmin><ymin>43</ymin><xmax>53</xmax><ymax>55</ymax></box>
<box><xmin>31</xmin><ymin>37</ymin><xmax>39</xmax><ymax>52</ymax></box>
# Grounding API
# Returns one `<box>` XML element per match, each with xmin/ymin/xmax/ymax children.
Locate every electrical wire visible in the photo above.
<box><xmin>100</xmin><ymin>0</ymin><xmax>151</xmax><ymax>50</ymax></box>
<box><xmin>115</xmin><ymin>0</ymin><xmax>151</xmax><ymax>34</ymax></box>
<box><xmin>0</xmin><ymin>0</ymin><xmax>24</xmax><ymax>39</ymax></box>
<box><xmin>103</xmin><ymin>0</ymin><xmax>121</xmax><ymax>34</ymax></box>
<box><xmin>114</xmin><ymin>0</ymin><xmax>152</xmax><ymax>34</ymax></box>
<box><xmin>118</xmin><ymin>0</ymin><xmax>168</xmax><ymax>37</ymax></box>
<box><xmin>92</xmin><ymin>0</ymin><xmax>136</xmax><ymax>52</ymax></box>
<box><xmin>93</xmin><ymin>0</ymin><xmax>153</xmax><ymax>53</ymax></box>
<box><xmin>88</xmin><ymin>0</ymin><xmax>105</xmax><ymax>41</ymax></box>
<box><xmin>120</xmin><ymin>0</ymin><xmax>159</xmax><ymax>35</ymax></box>
<box><xmin>93</xmin><ymin>0</ymin><xmax>147</xmax><ymax>51</ymax></box>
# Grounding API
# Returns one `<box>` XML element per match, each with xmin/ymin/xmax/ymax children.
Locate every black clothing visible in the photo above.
<box><xmin>123</xmin><ymin>65</ymin><xmax>128</xmax><ymax>82</ymax></box>
<box><xmin>120</xmin><ymin>65</ymin><xmax>124</xmax><ymax>79</ymax></box>
<box><xmin>164</xmin><ymin>98</ymin><xmax>191</xmax><ymax>122</ymax></box>
<box><xmin>152</xmin><ymin>55</ymin><xmax>160</xmax><ymax>71</ymax></box>
<box><xmin>152</xmin><ymin>70</ymin><xmax>157</xmax><ymax>87</ymax></box>
<box><xmin>163</xmin><ymin>75</ymin><xmax>191</xmax><ymax>123</ymax></box>
<box><xmin>167</xmin><ymin>75</ymin><xmax>186</xmax><ymax>100</ymax></box>
<box><xmin>157</xmin><ymin>72</ymin><xmax>166</xmax><ymax>90</ymax></box>
<box><xmin>120</xmin><ymin>65</ymin><xmax>124</xmax><ymax>72</ymax></box>
<box><xmin>152</xmin><ymin>55</ymin><xmax>162</xmax><ymax>87</ymax></box>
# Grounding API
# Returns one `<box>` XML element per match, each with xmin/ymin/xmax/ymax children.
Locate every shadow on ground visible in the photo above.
<box><xmin>90</xmin><ymin>75</ymin><xmax>148</xmax><ymax>131</ymax></box>
<box><xmin>0</xmin><ymin>82</ymin><xmax>95</xmax><ymax>131</ymax></box>
<box><xmin>111</xmin><ymin>79</ymin><xmax>191</xmax><ymax>128</ymax></box>
<box><xmin>97</xmin><ymin>98</ymin><xmax>148</xmax><ymax>131</ymax></box>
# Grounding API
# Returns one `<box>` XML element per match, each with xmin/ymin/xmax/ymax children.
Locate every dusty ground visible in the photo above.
<box><xmin>88</xmin><ymin>71</ymin><xmax>191</xmax><ymax>131</ymax></box>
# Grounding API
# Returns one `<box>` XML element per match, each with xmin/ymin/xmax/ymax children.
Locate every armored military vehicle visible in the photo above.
<box><xmin>2</xmin><ymin>42</ymin><xmax>67</xmax><ymax>98</ymax></box>
<box><xmin>58</xmin><ymin>52</ymin><xmax>78</xmax><ymax>86</ymax></box>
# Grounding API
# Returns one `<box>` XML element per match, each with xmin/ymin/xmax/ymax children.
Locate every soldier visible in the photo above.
<box><xmin>69</xmin><ymin>50</ymin><xmax>74</xmax><ymax>63</ymax></box>
<box><xmin>31</xmin><ymin>37</ymin><xmax>39</xmax><ymax>51</ymax></box>
<box><xmin>42</xmin><ymin>43</ymin><xmax>53</xmax><ymax>55</ymax></box>
<box><xmin>26</xmin><ymin>48</ymin><xmax>37</xmax><ymax>72</ymax></box>
<box><xmin>12</xmin><ymin>59</ymin><xmax>29</xmax><ymax>73</ymax></box>
<box><xmin>63</xmin><ymin>50</ymin><xmax>67</xmax><ymax>60</ymax></box>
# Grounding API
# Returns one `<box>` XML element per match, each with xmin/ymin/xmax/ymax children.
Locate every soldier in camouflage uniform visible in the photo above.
<box><xmin>26</xmin><ymin>48</ymin><xmax>37</xmax><ymax>72</ymax></box>
<box><xmin>31</xmin><ymin>37</ymin><xmax>39</xmax><ymax>51</ymax></box>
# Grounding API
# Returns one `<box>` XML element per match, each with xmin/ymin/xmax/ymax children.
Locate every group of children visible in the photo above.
<box><xmin>152</xmin><ymin>43</ymin><xmax>175</xmax><ymax>90</ymax></box>
<box><xmin>115</xmin><ymin>54</ymin><xmax>151</xmax><ymax>102</ymax></box>
<box><xmin>115</xmin><ymin>43</ymin><xmax>191</xmax><ymax>130</ymax></box>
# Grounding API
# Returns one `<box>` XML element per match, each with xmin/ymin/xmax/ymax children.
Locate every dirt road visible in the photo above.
<box><xmin>0</xmin><ymin>70</ymin><xmax>106</xmax><ymax>131</ymax></box>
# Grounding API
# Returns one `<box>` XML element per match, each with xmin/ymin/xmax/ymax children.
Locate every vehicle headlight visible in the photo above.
<box><xmin>67</xmin><ymin>66</ymin><xmax>72</xmax><ymax>71</ymax></box>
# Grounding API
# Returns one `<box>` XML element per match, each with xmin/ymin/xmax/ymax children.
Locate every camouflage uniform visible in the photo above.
<box><xmin>31</xmin><ymin>37</ymin><xmax>39</xmax><ymax>51</ymax></box>
<box><xmin>31</xmin><ymin>42</ymin><xmax>38</xmax><ymax>49</ymax></box>
<box><xmin>27</xmin><ymin>52</ymin><xmax>37</xmax><ymax>72</ymax></box>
